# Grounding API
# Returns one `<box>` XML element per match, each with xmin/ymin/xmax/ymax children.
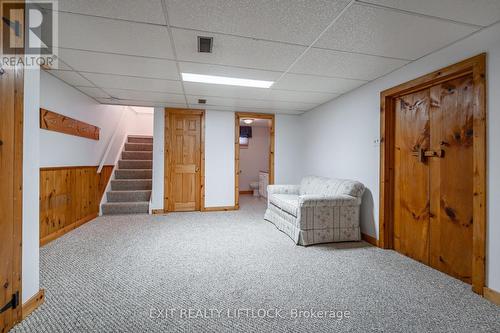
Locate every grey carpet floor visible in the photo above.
<box><xmin>13</xmin><ymin>196</ymin><xmax>500</xmax><ymax>332</ymax></box>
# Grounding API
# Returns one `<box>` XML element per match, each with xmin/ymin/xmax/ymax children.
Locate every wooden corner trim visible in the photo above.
<box><xmin>484</xmin><ymin>287</ymin><xmax>500</xmax><ymax>306</ymax></box>
<box><xmin>361</xmin><ymin>233</ymin><xmax>378</xmax><ymax>247</ymax></box>
<box><xmin>22</xmin><ymin>289</ymin><xmax>45</xmax><ymax>319</ymax></box>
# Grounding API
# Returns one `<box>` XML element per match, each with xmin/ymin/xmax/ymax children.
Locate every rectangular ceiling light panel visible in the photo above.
<box><xmin>181</xmin><ymin>73</ymin><xmax>274</xmax><ymax>88</ymax></box>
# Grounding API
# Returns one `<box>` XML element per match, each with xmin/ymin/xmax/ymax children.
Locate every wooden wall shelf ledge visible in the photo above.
<box><xmin>40</xmin><ymin>108</ymin><xmax>100</xmax><ymax>140</ymax></box>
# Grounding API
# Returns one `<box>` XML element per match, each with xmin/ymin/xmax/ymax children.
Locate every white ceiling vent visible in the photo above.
<box><xmin>197</xmin><ymin>36</ymin><xmax>213</xmax><ymax>53</ymax></box>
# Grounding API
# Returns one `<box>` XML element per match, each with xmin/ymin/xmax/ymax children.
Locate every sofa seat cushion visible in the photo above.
<box><xmin>269</xmin><ymin>194</ymin><xmax>299</xmax><ymax>217</ymax></box>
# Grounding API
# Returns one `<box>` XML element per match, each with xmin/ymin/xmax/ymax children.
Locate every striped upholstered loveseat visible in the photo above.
<box><xmin>264</xmin><ymin>176</ymin><xmax>365</xmax><ymax>246</ymax></box>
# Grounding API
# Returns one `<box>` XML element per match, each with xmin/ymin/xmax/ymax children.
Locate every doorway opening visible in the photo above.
<box><xmin>235</xmin><ymin>113</ymin><xmax>275</xmax><ymax>209</ymax></box>
<box><xmin>379</xmin><ymin>54</ymin><xmax>486</xmax><ymax>294</ymax></box>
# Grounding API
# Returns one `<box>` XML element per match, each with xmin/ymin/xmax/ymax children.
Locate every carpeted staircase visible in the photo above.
<box><xmin>101</xmin><ymin>135</ymin><xmax>153</xmax><ymax>215</ymax></box>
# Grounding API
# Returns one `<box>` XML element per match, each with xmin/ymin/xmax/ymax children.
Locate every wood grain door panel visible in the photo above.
<box><xmin>167</xmin><ymin>112</ymin><xmax>202</xmax><ymax>212</ymax></box>
<box><xmin>0</xmin><ymin>1</ymin><xmax>24</xmax><ymax>330</ymax></box>
<box><xmin>380</xmin><ymin>54</ymin><xmax>486</xmax><ymax>293</ymax></box>
<box><xmin>394</xmin><ymin>74</ymin><xmax>474</xmax><ymax>283</ymax></box>
<box><xmin>0</xmin><ymin>57</ymin><xmax>17</xmax><ymax>333</ymax></box>
<box><xmin>429</xmin><ymin>75</ymin><xmax>474</xmax><ymax>283</ymax></box>
<box><xmin>394</xmin><ymin>89</ymin><xmax>431</xmax><ymax>264</ymax></box>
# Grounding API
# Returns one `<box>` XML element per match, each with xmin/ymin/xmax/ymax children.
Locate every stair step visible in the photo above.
<box><xmin>125</xmin><ymin>143</ymin><xmax>153</xmax><ymax>152</ymax></box>
<box><xmin>128</xmin><ymin>136</ymin><xmax>153</xmax><ymax>144</ymax></box>
<box><xmin>115</xmin><ymin>169</ymin><xmax>152</xmax><ymax>180</ymax></box>
<box><xmin>122</xmin><ymin>151</ymin><xmax>152</xmax><ymax>160</ymax></box>
<box><xmin>118</xmin><ymin>159</ymin><xmax>152</xmax><ymax>169</ymax></box>
<box><xmin>107</xmin><ymin>190</ymin><xmax>151</xmax><ymax>203</ymax></box>
<box><xmin>102</xmin><ymin>202</ymin><xmax>149</xmax><ymax>215</ymax></box>
<box><xmin>111</xmin><ymin>179</ymin><xmax>152</xmax><ymax>191</ymax></box>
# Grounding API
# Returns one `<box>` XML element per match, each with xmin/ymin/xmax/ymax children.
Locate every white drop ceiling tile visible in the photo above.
<box><xmin>183</xmin><ymin>82</ymin><xmax>337</xmax><ymax>104</ymax></box>
<box><xmin>76</xmin><ymin>87</ymin><xmax>111</xmax><ymax>98</ymax></box>
<box><xmin>187</xmin><ymin>104</ymin><xmax>304</xmax><ymax>115</ymax></box>
<box><xmin>166</xmin><ymin>0</ymin><xmax>350</xmax><ymax>45</ymax></box>
<box><xmin>186</xmin><ymin>95</ymin><xmax>314</xmax><ymax>111</ymax></box>
<box><xmin>183</xmin><ymin>82</ymin><xmax>270</xmax><ymax>100</ymax></box>
<box><xmin>51</xmin><ymin>0</ymin><xmax>166</xmax><ymax>24</ymax></box>
<box><xmin>363</xmin><ymin>0</ymin><xmax>500</xmax><ymax>27</ymax></box>
<box><xmin>273</xmin><ymin>73</ymin><xmax>367</xmax><ymax>93</ymax></box>
<box><xmin>58</xmin><ymin>13</ymin><xmax>174</xmax><ymax>59</ymax></box>
<box><xmin>291</xmin><ymin>48</ymin><xmax>409</xmax><ymax>81</ymax></box>
<box><xmin>51</xmin><ymin>59</ymin><xmax>73</xmax><ymax>71</ymax></box>
<box><xmin>179</xmin><ymin>62</ymin><xmax>281</xmax><ymax>81</ymax></box>
<box><xmin>98</xmin><ymin>98</ymin><xmax>187</xmax><ymax>108</ymax></box>
<box><xmin>173</xmin><ymin>28</ymin><xmax>305</xmax><ymax>71</ymax></box>
<box><xmin>269</xmin><ymin>90</ymin><xmax>339</xmax><ymax>104</ymax></box>
<box><xmin>47</xmin><ymin>70</ymin><xmax>94</xmax><ymax>87</ymax></box>
<box><xmin>81</xmin><ymin>73</ymin><xmax>183</xmax><ymax>93</ymax></box>
<box><xmin>59</xmin><ymin>49</ymin><xmax>180</xmax><ymax>80</ymax></box>
<box><xmin>315</xmin><ymin>4</ymin><xmax>478</xmax><ymax>60</ymax></box>
<box><xmin>103</xmin><ymin>89</ymin><xmax>186</xmax><ymax>104</ymax></box>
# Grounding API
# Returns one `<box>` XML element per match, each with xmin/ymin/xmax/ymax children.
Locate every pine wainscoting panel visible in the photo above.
<box><xmin>39</xmin><ymin>166</ymin><xmax>113</xmax><ymax>245</ymax></box>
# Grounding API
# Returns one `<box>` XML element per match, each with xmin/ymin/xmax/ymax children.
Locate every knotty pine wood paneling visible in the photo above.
<box><xmin>39</xmin><ymin>166</ymin><xmax>113</xmax><ymax>245</ymax></box>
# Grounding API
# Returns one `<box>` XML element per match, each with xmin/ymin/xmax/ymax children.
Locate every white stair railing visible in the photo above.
<box><xmin>97</xmin><ymin>107</ymin><xmax>131</xmax><ymax>173</ymax></box>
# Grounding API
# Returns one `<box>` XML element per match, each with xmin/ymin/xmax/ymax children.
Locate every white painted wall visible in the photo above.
<box><xmin>151</xmin><ymin>107</ymin><xmax>165</xmax><ymax>210</ymax></box>
<box><xmin>275</xmin><ymin>114</ymin><xmax>304</xmax><ymax>185</ymax></box>
<box><xmin>22</xmin><ymin>66</ymin><xmax>40</xmax><ymax>303</ymax></box>
<box><xmin>301</xmin><ymin>22</ymin><xmax>500</xmax><ymax>291</ymax></box>
<box><xmin>129</xmin><ymin>112</ymin><xmax>154</xmax><ymax>136</ymax></box>
<box><xmin>151</xmin><ymin>110</ymin><xmax>304</xmax><ymax>209</ymax></box>
<box><xmin>205</xmin><ymin>110</ymin><xmax>236</xmax><ymax>207</ymax></box>
<box><xmin>239</xmin><ymin>126</ymin><xmax>270</xmax><ymax>191</ymax></box>
<box><xmin>40</xmin><ymin>71</ymin><xmax>153</xmax><ymax>167</ymax></box>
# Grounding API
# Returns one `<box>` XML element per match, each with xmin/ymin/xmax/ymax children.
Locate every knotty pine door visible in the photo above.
<box><xmin>166</xmin><ymin>111</ymin><xmax>202</xmax><ymax>212</ymax></box>
<box><xmin>394</xmin><ymin>74</ymin><xmax>474</xmax><ymax>283</ymax></box>
<box><xmin>0</xmin><ymin>1</ymin><xmax>24</xmax><ymax>330</ymax></box>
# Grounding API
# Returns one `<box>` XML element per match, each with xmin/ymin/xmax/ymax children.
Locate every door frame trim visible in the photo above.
<box><xmin>234</xmin><ymin>112</ymin><xmax>275</xmax><ymax>209</ymax></box>
<box><xmin>379</xmin><ymin>53</ymin><xmax>487</xmax><ymax>294</ymax></box>
<box><xmin>164</xmin><ymin>108</ymin><xmax>206</xmax><ymax>212</ymax></box>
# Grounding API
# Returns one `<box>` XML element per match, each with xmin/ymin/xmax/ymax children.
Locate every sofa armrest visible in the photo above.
<box><xmin>267</xmin><ymin>184</ymin><xmax>300</xmax><ymax>196</ymax></box>
<box><xmin>299</xmin><ymin>194</ymin><xmax>360</xmax><ymax>207</ymax></box>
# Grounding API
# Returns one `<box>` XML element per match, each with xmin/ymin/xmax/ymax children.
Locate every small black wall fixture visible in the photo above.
<box><xmin>240</xmin><ymin>126</ymin><xmax>252</xmax><ymax>138</ymax></box>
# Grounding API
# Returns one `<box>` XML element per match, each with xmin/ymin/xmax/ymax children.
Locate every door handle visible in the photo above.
<box><xmin>424</xmin><ymin>149</ymin><xmax>445</xmax><ymax>158</ymax></box>
<box><xmin>0</xmin><ymin>68</ymin><xmax>5</xmax><ymax>76</ymax></box>
<box><xmin>411</xmin><ymin>148</ymin><xmax>444</xmax><ymax>162</ymax></box>
<box><xmin>411</xmin><ymin>148</ymin><xmax>425</xmax><ymax>163</ymax></box>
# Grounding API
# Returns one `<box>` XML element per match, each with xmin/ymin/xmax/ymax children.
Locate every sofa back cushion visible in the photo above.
<box><xmin>299</xmin><ymin>176</ymin><xmax>365</xmax><ymax>198</ymax></box>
